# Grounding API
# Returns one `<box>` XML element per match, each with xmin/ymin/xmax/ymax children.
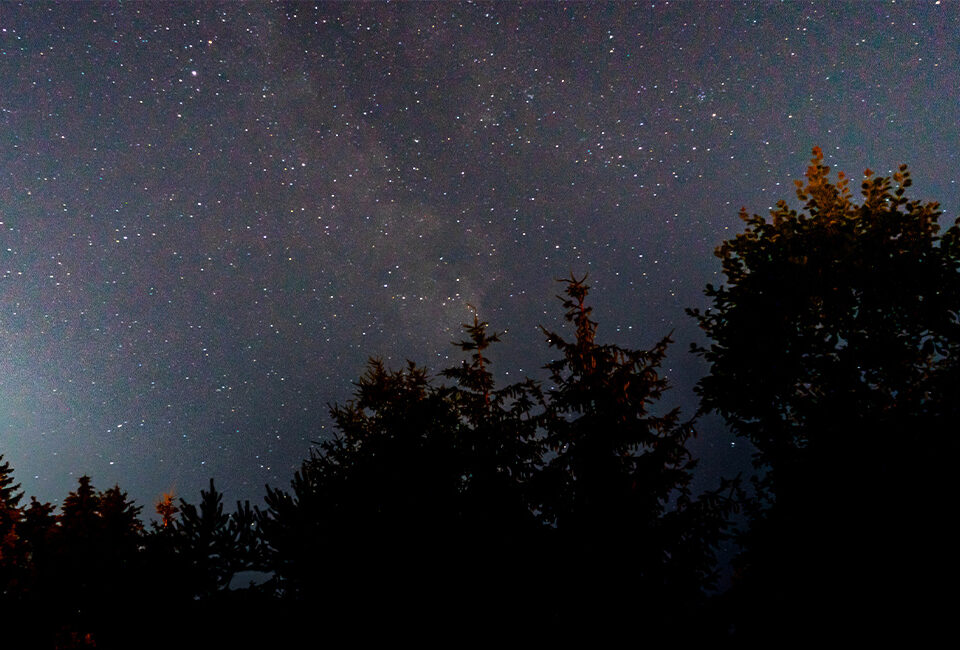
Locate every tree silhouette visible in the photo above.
<box><xmin>135</xmin><ymin>483</ymin><xmax>272</xmax><ymax>649</ymax></box>
<box><xmin>690</xmin><ymin>147</ymin><xmax>960</xmax><ymax>638</ymax></box>
<box><xmin>32</xmin><ymin>476</ymin><xmax>147</xmax><ymax>647</ymax></box>
<box><xmin>16</xmin><ymin>496</ymin><xmax>55</xmax><ymax>578</ymax></box>
<box><xmin>0</xmin><ymin>466</ymin><xmax>279</xmax><ymax>647</ymax></box>
<box><xmin>536</xmin><ymin>275</ymin><xmax>734</xmax><ymax>630</ymax></box>
<box><xmin>0</xmin><ymin>455</ymin><xmax>57</xmax><ymax>648</ymax></box>
<box><xmin>259</xmin><ymin>313</ymin><xmax>549</xmax><ymax>628</ymax></box>
<box><xmin>0</xmin><ymin>455</ymin><xmax>23</xmax><ymax>585</ymax></box>
<box><xmin>255</xmin><ymin>278</ymin><xmax>740</xmax><ymax>633</ymax></box>
<box><xmin>54</xmin><ymin>476</ymin><xmax>103</xmax><ymax>596</ymax></box>
<box><xmin>259</xmin><ymin>358</ymin><xmax>468</xmax><ymax>626</ymax></box>
<box><xmin>173</xmin><ymin>479</ymin><xmax>265</xmax><ymax>599</ymax></box>
<box><xmin>440</xmin><ymin>312</ymin><xmax>545</xmax><ymax>624</ymax></box>
<box><xmin>441</xmin><ymin>312</ymin><xmax>543</xmax><ymax>541</ymax></box>
<box><xmin>97</xmin><ymin>484</ymin><xmax>144</xmax><ymax>558</ymax></box>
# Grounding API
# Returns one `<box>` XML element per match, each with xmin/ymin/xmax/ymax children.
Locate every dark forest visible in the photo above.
<box><xmin>2</xmin><ymin>150</ymin><xmax>956</xmax><ymax>646</ymax></box>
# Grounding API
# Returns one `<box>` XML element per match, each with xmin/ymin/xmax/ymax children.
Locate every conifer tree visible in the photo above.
<box><xmin>17</xmin><ymin>496</ymin><xmax>55</xmax><ymax>568</ymax></box>
<box><xmin>442</xmin><ymin>311</ymin><xmax>543</xmax><ymax>539</ymax></box>
<box><xmin>155</xmin><ymin>492</ymin><xmax>179</xmax><ymax>530</ymax></box>
<box><xmin>98</xmin><ymin>485</ymin><xmax>144</xmax><ymax>550</ymax></box>
<box><xmin>0</xmin><ymin>455</ymin><xmax>22</xmax><ymax>511</ymax></box>
<box><xmin>539</xmin><ymin>276</ymin><xmax>693</xmax><ymax>532</ymax></box>
<box><xmin>537</xmin><ymin>275</ymin><xmax>731</xmax><ymax>624</ymax></box>
<box><xmin>259</xmin><ymin>359</ymin><xmax>467</xmax><ymax>625</ymax></box>
<box><xmin>176</xmin><ymin>479</ymin><xmax>247</xmax><ymax>597</ymax></box>
<box><xmin>39</xmin><ymin>476</ymin><xmax>147</xmax><ymax>646</ymax></box>
<box><xmin>0</xmin><ymin>455</ymin><xmax>23</xmax><ymax>592</ymax></box>
<box><xmin>58</xmin><ymin>476</ymin><xmax>100</xmax><ymax>549</ymax></box>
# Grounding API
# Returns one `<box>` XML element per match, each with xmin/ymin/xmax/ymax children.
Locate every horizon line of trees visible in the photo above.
<box><xmin>1</xmin><ymin>148</ymin><xmax>957</xmax><ymax>646</ymax></box>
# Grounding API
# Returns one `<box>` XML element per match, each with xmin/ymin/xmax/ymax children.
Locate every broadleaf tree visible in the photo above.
<box><xmin>689</xmin><ymin>147</ymin><xmax>960</xmax><ymax>637</ymax></box>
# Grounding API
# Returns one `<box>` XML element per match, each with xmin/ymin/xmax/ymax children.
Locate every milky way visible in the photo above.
<box><xmin>1</xmin><ymin>1</ymin><xmax>957</xmax><ymax>509</ymax></box>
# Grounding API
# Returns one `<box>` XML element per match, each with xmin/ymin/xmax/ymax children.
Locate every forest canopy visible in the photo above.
<box><xmin>1</xmin><ymin>149</ymin><xmax>955</xmax><ymax>646</ymax></box>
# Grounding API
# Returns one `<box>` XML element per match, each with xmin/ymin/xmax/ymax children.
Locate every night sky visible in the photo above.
<box><xmin>2</xmin><ymin>1</ymin><xmax>958</xmax><ymax>512</ymax></box>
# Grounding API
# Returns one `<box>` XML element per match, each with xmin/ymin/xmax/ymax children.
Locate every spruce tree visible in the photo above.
<box><xmin>442</xmin><ymin>312</ymin><xmax>543</xmax><ymax>540</ymax></box>
<box><xmin>0</xmin><ymin>455</ymin><xmax>24</xmax><ymax>593</ymax></box>
<box><xmin>176</xmin><ymin>479</ymin><xmax>245</xmax><ymax>597</ymax></box>
<box><xmin>538</xmin><ymin>275</ymin><xmax>729</xmax><ymax>626</ymax></box>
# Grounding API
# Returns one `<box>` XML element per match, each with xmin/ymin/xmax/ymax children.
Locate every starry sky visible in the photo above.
<box><xmin>1</xmin><ymin>1</ymin><xmax>958</xmax><ymax>511</ymax></box>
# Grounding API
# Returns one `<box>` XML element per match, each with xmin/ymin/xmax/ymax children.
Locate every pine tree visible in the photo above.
<box><xmin>441</xmin><ymin>311</ymin><xmax>543</xmax><ymax>539</ymax></box>
<box><xmin>0</xmin><ymin>455</ymin><xmax>24</xmax><ymax>593</ymax></box>
<box><xmin>98</xmin><ymin>484</ymin><xmax>144</xmax><ymax>559</ymax></box>
<box><xmin>18</xmin><ymin>496</ymin><xmax>55</xmax><ymax>567</ymax></box>
<box><xmin>42</xmin><ymin>476</ymin><xmax>146</xmax><ymax>647</ymax></box>
<box><xmin>58</xmin><ymin>476</ymin><xmax>100</xmax><ymax>549</ymax></box>
<box><xmin>539</xmin><ymin>276</ymin><xmax>692</xmax><ymax>531</ymax></box>
<box><xmin>537</xmin><ymin>275</ymin><xmax>730</xmax><ymax>626</ymax></box>
<box><xmin>176</xmin><ymin>479</ymin><xmax>239</xmax><ymax>597</ymax></box>
<box><xmin>259</xmin><ymin>359</ymin><xmax>469</xmax><ymax>627</ymax></box>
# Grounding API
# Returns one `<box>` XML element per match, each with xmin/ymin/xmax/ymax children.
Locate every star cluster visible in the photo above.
<box><xmin>1</xmin><ymin>2</ymin><xmax>957</xmax><ymax>507</ymax></box>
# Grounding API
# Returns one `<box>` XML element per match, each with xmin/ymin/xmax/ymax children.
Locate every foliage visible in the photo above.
<box><xmin>155</xmin><ymin>491</ymin><xmax>179</xmax><ymax>529</ymax></box>
<box><xmin>258</xmin><ymin>358</ymin><xmax>471</xmax><ymax>612</ymax></box>
<box><xmin>441</xmin><ymin>311</ymin><xmax>544</xmax><ymax>539</ymax></box>
<box><xmin>24</xmin><ymin>212</ymin><xmax>952</xmax><ymax>639</ymax></box>
<box><xmin>173</xmin><ymin>480</ymin><xmax>264</xmax><ymax>598</ymax></box>
<box><xmin>690</xmin><ymin>147</ymin><xmax>960</xmax><ymax>636</ymax></box>
<box><xmin>692</xmin><ymin>147</ymin><xmax>960</xmax><ymax>478</ymax></box>
<box><xmin>0</xmin><ymin>465</ymin><xmax>268</xmax><ymax>647</ymax></box>
<box><xmin>256</xmin><ymin>277</ymin><xmax>733</xmax><ymax>632</ymax></box>
<box><xmin>535</xmin><ymin>275</ymin><xmax>736</xmax><ymax>624</ymax></box>
<box><xmin>0</xmin><ymin>456</ymin><xmax>23</xmax><ymax>564</ymax></box>
<box><xmin>0</xmin><ymin>455</ymin><xmax>24</xmax><ymax>595</ymax></box>
<box><xmin>258</xmin><ymin>315</ymin><xmax>544</xmax><ymax>610</ymax></box>
<box><xmin>539</xmin><ymin>274</ymin><xmax>694</xmax><ymax>533</ymax></box>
